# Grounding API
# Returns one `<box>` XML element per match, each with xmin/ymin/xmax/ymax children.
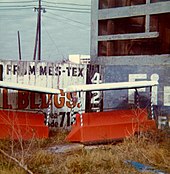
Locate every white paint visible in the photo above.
<box><xmin>151</xmin><ymin>74</ymin><xmax>159</xmax><ymax>105</ymax></box>
<box><xmin>0</xmin><ymin>60</ymin><xmax>87</xmax><ymax>128</ymax></box>
<box><xmin>164</xmin><ymin>86</ymin><xmax>170</xmax><ymax>106</ymax></box>
<box><xmin>64</xmin><ymin>80</ymin><xmax>158</xmax><ymax>93</ymax></box>
<box><xmin>128</xmin><ymin>74</ymin><xmax>159</xmax><ymax>105</ymax></box>
<box><xmin>69</xmin><ymin>54</ymin><xmax>90</xmax><ymax>64</ymax></box>
<box><xmin>90</xmin><ymin>72</ymin><xmax>102</xmax><ymax>112</ymax></box>
<box><xmin>128</xmin><ymin>74</ymin><xmax>147</xmax><ymax>103</ymax></box>
<box><xmin>158</xmin><ymin>116</ymin><xmax>168</xmax><ymax>129</ymax></box>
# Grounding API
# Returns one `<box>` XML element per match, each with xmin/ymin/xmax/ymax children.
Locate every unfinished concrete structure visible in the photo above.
<box><xmin>90</xmin><ymin>0</ymin><xmax>170</xmax><ymax>125</ymax></box>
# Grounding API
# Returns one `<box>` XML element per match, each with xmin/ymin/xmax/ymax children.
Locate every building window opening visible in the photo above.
<box><xmin>98</xmin><ymin>16</ymin><xmax>145</xmax><ymax>36</ymax></box>
<box><xmin>99</xmin><ymin>0</ymin><xmax>146</xmax><ymax>9</ymax></box>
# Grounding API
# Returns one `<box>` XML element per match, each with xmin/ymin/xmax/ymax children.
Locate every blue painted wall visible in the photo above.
<box><xmin>102</xmin><ymin>65</ymin><xmax>170</xmax><ymax>117</ymax></box>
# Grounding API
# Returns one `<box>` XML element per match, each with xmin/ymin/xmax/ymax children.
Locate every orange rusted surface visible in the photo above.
<box><xmin>0</xmin><ymin>109</ymin><xmax>49</xmax><ymax>140</ymax></box>
<box><xmin>66</xmin><ymin>108</ymin><xmax>156</xmax><ymax>143</ymax></box>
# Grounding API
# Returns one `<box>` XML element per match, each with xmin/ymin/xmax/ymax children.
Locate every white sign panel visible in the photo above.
<box><xmin>0</xmin><ymin>60</ymin><xmax>87</xmax><ymax>128</ymax></box>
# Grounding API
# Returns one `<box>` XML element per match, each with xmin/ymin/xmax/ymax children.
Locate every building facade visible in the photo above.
<box><xmin>90</xmin><ymin>0</ymin><xmax>170</xmax><ymax>127</ymax></box>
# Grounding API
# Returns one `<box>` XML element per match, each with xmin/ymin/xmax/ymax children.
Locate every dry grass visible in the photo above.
<box><xmin>0</xmin><ymin>129</ymin><xmax>169</xmax><ymax>174</ymax></box>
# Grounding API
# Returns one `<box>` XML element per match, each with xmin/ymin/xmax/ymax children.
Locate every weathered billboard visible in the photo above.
<box><xmin>1</xmin><ymin>60</ymin><xmax>169</xmax><ymax>129</ymax></box>
<box><xmin>0</xmin><ymin>60</ymin><xmax>87</xmax><ymax>128</ymax></box>
<box><xmin>101</xmin><ymin>65</ymin><xmax>170</xmax><ymax>128</ymax></box>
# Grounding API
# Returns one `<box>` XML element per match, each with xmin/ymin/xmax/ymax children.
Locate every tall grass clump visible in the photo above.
<box><xmin>0</xmin><ymin>129</ymin><xmax>169</xmax><ymax>174</ymax></box>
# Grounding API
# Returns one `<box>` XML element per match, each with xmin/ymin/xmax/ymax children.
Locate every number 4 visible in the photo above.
<box><xmin>91</xmin><ymin>73</ymin><xmax>102</xmax><ymax>84</ymax></box>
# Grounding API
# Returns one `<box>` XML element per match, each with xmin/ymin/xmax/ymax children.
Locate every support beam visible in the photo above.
<box><xmin>145</xmin><ymin>0</ymin><xmax>151</xmax><ymax>32</ymax></box>
<box><xmin>99</xmin><ymin>1</ymin><xmax>170</xmax><ymax>20</ymax></box>
<box><xmin>90</xmin><ymin>0</ymin><xmax>99</xmax><ymax>60</ymax></box>
<box><xmin>98</xmin><ymin>32</ymin><xmax>159</xmax><ymax>41</ymax></box>
<box><xmin>92</xmin><ymin>54</ymin><xmax>170</xmax><ymax>66</ymax></box>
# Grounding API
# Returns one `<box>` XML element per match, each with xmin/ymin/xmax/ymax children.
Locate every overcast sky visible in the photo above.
<box><xmin>0</xmin><ymin>0</ymin><xmax>91</xmax><ymax>62</ymax></box>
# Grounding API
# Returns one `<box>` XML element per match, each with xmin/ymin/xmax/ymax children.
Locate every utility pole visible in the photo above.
<box><xmin>38</xmin><ymin>0</ymin><xmax>41</xmax><ymax>61</ymax></box>
<box><xmin>33</xmin><ymin>0</ymin><xmax>45</xmax><ymax>61</ymax></box>
<box><xmin>17</xmin><ymin>31</ymin><xmax>22</xmax><ymax>61</ymax></box>
<box><xmin>33</xmin><ymin>15</ymin><xmax>39</xmax><ymax>61</ymax></box>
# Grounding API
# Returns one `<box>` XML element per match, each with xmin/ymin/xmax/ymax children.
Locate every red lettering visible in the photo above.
<box><xmin>54</xmin><ymin>90</ymin><xmax>65</xmax><ymax>108</ymax></box>
<box><xmin>18</xmin><ymin>91</ymin><xmax>29</xmax><ymax>109</ymax></box>
<box><xmin>66</xmin><ymin>92</ymin><xmax>77</xmax><ymax>108</ymax></box>
<box><xmin>30</xmin><ymin>92</ymin><xmax>40</xmax><ymax>109</ymax></box>
<box><xmin>40</xmin><ymin>94</ymin><xmax>51</xmax><ymax>109</ymax></box>
<box><xmin>3</xmin><ymin>89</ymin><xmax>12</xmax><ymax>109</ymax></box>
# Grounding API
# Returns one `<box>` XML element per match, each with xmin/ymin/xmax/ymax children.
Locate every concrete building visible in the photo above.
<box><xmin>69</xmin><ymin>54</ymin><xmax>90</xmax><ymax>64</ymax></box>
<box><xmin>91</xmin><ymin>0</ymin><xmax>170</xmax><ymax>63</ymax></box>
<box><xmin>90</xmin><ymin>0</ymin><xmax>170</xmax><ymax>127</ymax></box>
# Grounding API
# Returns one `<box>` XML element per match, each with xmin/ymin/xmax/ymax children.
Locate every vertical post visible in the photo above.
<box><xmin>91</xmin><ymin>0</ymin><xmax>99</xmax><ymax>63</ymax></box>
<box><xmin>17</xmin><ymin>31</ymin><xmax>22</xmax><ymax>61</ymax></box>
<box><xmin>150</xmin><ymin>86</ymin><xmax>154</xmax><ymax>119</ymax></box>
<box><xmin>46</xmin><ymin>94</ymin><xmax>52</xmax><ymax>126</ymax></box>
<box><xmin>135</xmin><ymin>88</ymin><xmax>139</xmax><ymax>108</ymax></box>
<box><xmin>78</xmin><ymin>92</ymin><xmax>83</xmax><ymax>127</ymax></box>
<box><xmin>38</xmin><ymin>0</ymin><xmax>41</xmax><ymax>61</ymax></box>
<box><xmin>33</xmin><ymin>14</ymin><xmax>39</xmax><ymax>61</ymax></box>
<box><xmin>145</xmin><ymin>0</ymin><xmax>150</xmax><ymax>32</ymax></box>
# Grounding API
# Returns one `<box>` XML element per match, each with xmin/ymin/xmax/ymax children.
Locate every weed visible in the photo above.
<box><xmin>0</xmin><ymin>129</ymin><xmax>169</xmax><ymax>174</ymax></box>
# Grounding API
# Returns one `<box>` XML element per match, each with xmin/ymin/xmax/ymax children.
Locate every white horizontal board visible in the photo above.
<box><xmin>64</xmin><ymin>80</ymin><xmax>158</xmax><ymax>93</ymax></box>
<box><xmin>0</xmin><ymin>81</ymin><xmax>60</xmax><ymax>94</ymax></box>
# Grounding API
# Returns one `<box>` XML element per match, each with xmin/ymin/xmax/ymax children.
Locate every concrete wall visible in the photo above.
<box><xmin>90</xmin><ymin>0</ymin><xmax>170</xmax><ymax>128</ymax></box>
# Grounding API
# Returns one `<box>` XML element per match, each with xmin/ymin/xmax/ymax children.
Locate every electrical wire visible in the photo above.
<box><xmin>45</xmin><ymin>7</ymin><xmax>90</xmax><ymax>13</ymax></box>
<box><xmin>42</xmin><ymin>21</ymin><xmax>65</xmax><ymax>60</ymax></box>
<box><xmin>0</xmin><ymin>1</ymin><xmax>35</xmax><ymax>3</ymax></box>
<box><xmin>43</xmin><ymin>4</ymin><xmax>90</xmax><ymax>11</ymax></box>
<box><xmin>0</xmin><ymin>7</ymin><xmax>90</xmax><ymax>13</ymax></box>
<box><xmin>42</xmin><ymin>0</ymin><xmax>91</xmax><ymax>7</ymax></box>
<box><xmin>43</xmin><ymin>15</ymin><xmax>90</xmax><ymax>31</ymax></box>
<box><xmin>47</xmin><ymin>11</ymin><xmax>90</xmax><ymax>27</ymax></box>
<box><xmin>0</xmin><ymin>4</ymin><xmax>90</xmax><ymax>10</ymax></box>
<box><xmin>0</xmin><ymin>5</ymin><xmax>34</xmax><ymax>8</ymax></box>
<box><xmin>0</xmin><ymin>1</ymin><xmax>91</xmax><ymax>13</ymax></box>
<box><xmin>0</xmin><ymin>7</ymin><xmax>33</xmax><ymax>10</ymax></box>
<box><xmin>0</xmin><ymin>16</ymin><xmax>31</xmax><ymax>20</ymax></box>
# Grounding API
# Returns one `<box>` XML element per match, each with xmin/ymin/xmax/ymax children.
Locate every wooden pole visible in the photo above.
<box><xmin>38</xmin><ymin>0</ymin><xmax>41</xmax><ymax>61</ymax></box>
<box><xmin>33</xmin><ymin>14</ymin><xmax>39</xmax><ymax>61</ymax></box>
<box><xmin>17</xmin><ymin>31</ymin><xmax>22</xmax><ymax>61</ymax></box>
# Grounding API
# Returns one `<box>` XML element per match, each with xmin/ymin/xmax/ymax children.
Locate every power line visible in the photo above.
<box><xmin>43</xmin><ymin>15</ymin><xmax>90</xmax><ymax>31</ymax></box>
<box><xmin>0</xmin><ymin>17</ymin><xmax>31</xmax><ymax>20</ymax></box>
<box><xmin>0</xmin><ymin>1</ymin><xmax>91</xmax><ymax>13</ymax></box>
<box><xmin>42</xmin><ymin>21</ymin><xmax>65</xmax><ymax>60</ymax></box>
<box><xmin>0</xmin><ymin>5</ymin><xmax>34</xmax><ymax>8</ymax></box>
<box><xmin>45</xmin><ymin>7</ymin><xmax>90</xmax><ymax>13</ymax></box>
<box><xmin>0</xmin><ymin>0</ymin><xmax>91</xmax><ymax>7</ymax></box>
<box><xmin>0</xmin><ymin>1</ymin><xmax>35</xmax><ymax>3</ymax></box>
<box><xmin>0</xmin><ymin>7</ymin><xmax>33</xmax><ymax>10</ymax></box>
<box><xmin>47</xmin><ymin>11</ymin><xmax>90</xmax><ymax>26</ymax></box>
<box><xmin>42</xmin><ymin>1</ymin><xmax>91</xmax><ymax>7</ymax></box>
<box><xmin>0</xmin><ymin>6</ymin><xmax>90</xmax><ymax>13</ymax></box>
<box><xmin>43</xmin><ymin>4</ymin><xmax>90</xmax><ymax>11</ymax></box>
<box><xmin>0</xmin><ymin>4</ymin><xmax>90</xmax><ymax>10</ymax></box>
